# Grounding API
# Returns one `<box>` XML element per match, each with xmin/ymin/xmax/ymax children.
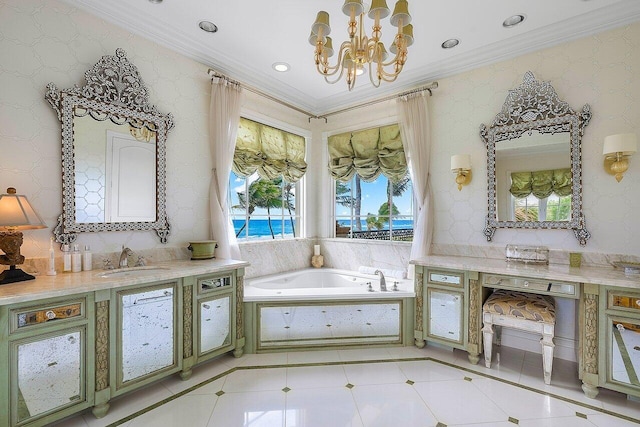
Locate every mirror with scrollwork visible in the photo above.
<box><xmin>480</xmin><ymin>71</ymin><xmax>591</xmax><ymax>245</ymax></box>
<box><xmin>46</xmin><ymin>49</ymin><xmax>173</xmax><ymax>245</ymax></box>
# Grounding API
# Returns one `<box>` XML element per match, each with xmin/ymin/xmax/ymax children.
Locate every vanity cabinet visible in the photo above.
<box><xmin>0</xmin><ymin>261</ymin><xmax>247</xmax><ymax>427</ymax></box>
<box><xmin>599</xmin><ymin>286</ymin><xmax>640</xmax><ymax>397</ymax></box>
<box><xmin>0</xmin><ymin>295</ymin><xmax>95</xmax><ymax>427</ymax></box>
<box><xmin>414</xmin><ymin>266</ymin><xmax>477</xmax><ymax>361</ymax></box>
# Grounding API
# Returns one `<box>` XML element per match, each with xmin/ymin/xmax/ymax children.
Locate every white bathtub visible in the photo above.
<box><xmin>244</xmin><ymin>268</ymin><xmax>415</xmax><ymax>302</ymax></box>
<box><xmin>243</xmin><ymin>269</ymin><xmax>415</xmax><ymax>352</ymax></box>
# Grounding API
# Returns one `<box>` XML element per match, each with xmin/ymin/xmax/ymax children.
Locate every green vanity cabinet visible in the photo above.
<box><xmin>181</xmin><ymin>269</ymin><xmax>246</xmax><ymax>380</ymax></box>
<box><xmin>598</xmin><ymin>286</ymin><xmax>640</xmax><ymax>398</ymax></box>
<box><xmin>414</xmin><ymin>266</ymin><xmax>478</xmax><ymax>361</ymax></box>
<box><xmin>0</xmin><ymin>294</ymin><xmax>95</xmax><ymax>427</ymax></box>
<box><xmin>0</xmin><ymin>262</ymin><xmax>247</xmax><ymax>426</ymax></box>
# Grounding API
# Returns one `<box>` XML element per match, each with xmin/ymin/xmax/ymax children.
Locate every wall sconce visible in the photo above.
<box><xmin>603</xmin><ymin>133</ymin><xmax>637</xmax><ymax>182</ymax></box>
<box><xmin>0</xmin><ymin>187</ymin><xmax>46</xmax><ymax>285</ymax></box>
<box><xmin>451</xmin><ymin>154</ymin><xmax>472</xmax><ymax>191</ymax></box>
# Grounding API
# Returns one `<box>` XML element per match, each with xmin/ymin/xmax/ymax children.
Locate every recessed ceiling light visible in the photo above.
<box><xmin>198</xmin><ymin>21</ymin><xmax>218</xmax><ymax>33</ymax></box>
<box><xmin>441</xmin><ymin>39</ymin><xmax>460</xmax><ymax>49</ymax></box>
<box><xmin>272</xmin><ymin>62</ymin><xmax>290</xmax><ymax>72</ymax></box>
<box><xmin>503</xmin><ymin>14</ymin><xmax>525</xmax><ymax>28</ymax></box>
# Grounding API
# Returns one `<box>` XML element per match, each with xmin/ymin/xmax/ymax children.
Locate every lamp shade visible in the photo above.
<box><xmin>390</xmin><ymin>0</ymin><xmax>411</xmax><ymax>27</ymax></box>
<box><xmin>324</xmin><ymin>36</ymin><xmax>334</xmax><ymax>58</ymax></box>
<box><xmin>0</xmin><ymin>188</ymin><xmax>46</xmax><ymax>231</ymax></box>
<box><xmin>342</xmin><ymin>0</ymin><xmax>364</xmax><ymax>17</ymax></box>
<box><xmin>368</xmin><ymin>0</ymin><xmax>390</xmax><ymax>19</ymax></box>
<box><xmin>603</xmin><ymin>133</ymin><xmax>637</xmax><ymax>156</ymax></box>
<box><xmin>312</xmin><ymin>11</ymin><xmax>331</xmax><ymax>37</ymax></box>
<box><xmin>451</xmin><ymin>154</ymin><xmax>471</xmax><ymax>171</ymax></box>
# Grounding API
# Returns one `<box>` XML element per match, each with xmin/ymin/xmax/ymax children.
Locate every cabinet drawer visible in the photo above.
<box><xmin>608</xmin><ymin>291</ymin><xmax>640</xmax><ymax>312</ymax></box>
<box><xmin>428</xmin><ymin>271</ymin><xmax>464</xmax><ymax>288</ymax></box>
<box><xmin>11</xmin><ymin>299</ymin><xmax>86</xmax><ymax>334</ymax></box>
<box><xmin>198</xmin><ymin>274</ymin><xmax>233</xmax><ymax>294</ymax></box>
<box><xmin>483</xmin><ymin>274</ymin><xmax>578</xmax><ymax>298</ymax></box>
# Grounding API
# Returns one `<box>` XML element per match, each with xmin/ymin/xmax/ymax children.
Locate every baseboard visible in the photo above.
<box><xmin>499</xmin><ymin>329</ymin><xmax>577</xmax><ymax>362</ymax></box>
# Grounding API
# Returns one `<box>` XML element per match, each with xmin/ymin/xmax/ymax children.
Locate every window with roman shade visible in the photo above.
<box><xmin>233</xmin><ymin>117</ymin><xmax>307</xmax><ymax>182</ymax></box>
<box><xmin>328</xmin><ymin>124</ymin><xmax>407</xmax><ymax>183</ymax></box>
<box><xmin>330</xmin><ymin>124</ymin><xmax>414</xmax><ymax>241</ymax></box>
<box><xmin>509</xmin><ymin>168</ymin><xmax>572</xmax><ymax>199</ymax></box>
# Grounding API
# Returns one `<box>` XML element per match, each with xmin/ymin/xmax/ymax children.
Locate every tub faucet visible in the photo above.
<box><xmin>374</xmin><ymin>269</ymin><xmax>387</xmax><ymax>292</ymax></box>
<box><xmin>119</xmin><ymin>246</ymin><xmax>132</xmax><ymax>268</ymax></box>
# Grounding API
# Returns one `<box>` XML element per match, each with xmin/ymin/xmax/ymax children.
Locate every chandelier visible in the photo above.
<box><xmin>310</xmin><ymin>0</ymin><xmax>413</xmax><ymax>91</ymax></box>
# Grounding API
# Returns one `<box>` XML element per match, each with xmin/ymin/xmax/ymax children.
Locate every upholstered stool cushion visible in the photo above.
<box><xmin>483</xmin><ymin>289</ymin><xmax>556</xmax><ymax>323</ymax></box>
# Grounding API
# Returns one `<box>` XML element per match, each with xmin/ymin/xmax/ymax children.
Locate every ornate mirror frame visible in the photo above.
<box><xmin>46</xmin><ymin>49</ymin><xmax>174</xmax><ymax>245</ymax></box>
<box><xmin>480</xmin><ymin>71</ymin><xmax>592</xmax><ymax>245</ymax></box>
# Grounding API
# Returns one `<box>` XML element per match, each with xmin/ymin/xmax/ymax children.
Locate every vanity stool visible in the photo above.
<box><xmin>482</xmin><ymin>289</ymin><xmax>556</xmax><ymax>384</ymax></box>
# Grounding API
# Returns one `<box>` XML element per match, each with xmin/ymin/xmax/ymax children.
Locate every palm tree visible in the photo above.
<box><xmin>366</xmin><ymin>212</ymin><xmax>384</xmax><ymax>230</ymax></box>
<box><xmin>234</xmin><ymin>178</ymin><xmax>283</xmax><ymax>238</ymax></box>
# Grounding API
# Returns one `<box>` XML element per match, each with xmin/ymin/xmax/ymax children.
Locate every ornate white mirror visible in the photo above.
<box><xmin>46</xmin><ymin>49</ymin><xmax>173</xmax><ymax>245</ymax></box>
<box><xmin>480</xmin><ymin>71</ymin><xmax>591</xmax><ymax>245</ymax></box>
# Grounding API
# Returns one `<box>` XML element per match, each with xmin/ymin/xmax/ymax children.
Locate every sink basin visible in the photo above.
<box><xmin>96</xmin><ymin>266</ymin><xmax>170</xmax><ymax>279</ymax></box>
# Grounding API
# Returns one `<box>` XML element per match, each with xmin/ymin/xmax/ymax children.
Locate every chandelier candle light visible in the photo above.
<box><xmin>311</xmin><ymin>0</ymin><xmax>413</xmax><ymax>90</ymax></box>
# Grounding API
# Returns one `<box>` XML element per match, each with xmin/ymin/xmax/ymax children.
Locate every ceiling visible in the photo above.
<box><xmin>66</xmin><ymin>0</ymin><xmax>640</xmax><ymax>116</ymax></box>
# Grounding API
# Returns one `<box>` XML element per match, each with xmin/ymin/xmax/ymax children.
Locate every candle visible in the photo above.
<box><xmin>314</xmin><ymin>245</ymin><xmax>320</xmax><ymax>256</ymax></box>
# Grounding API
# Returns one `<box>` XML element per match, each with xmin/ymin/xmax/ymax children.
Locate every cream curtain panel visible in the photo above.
<box><xmin>509</xmin><ymin>168</ymin><xmax>572</xmax><ymax>199</ymax></box>
<box><xmin>233</xmin><ymin>118</ymin><xmax>307</xmax><ymax>183</ymax></box>
<box><xmin>208</xmin><ymin>77</ymin><xmax>243</xmax><ymax>260</ymax></box>
<box><xmin>327</xmin><ymin>124</ymin><xmax>407</xmax><ymax>183</ymax></box>
<box><xmin>397</xmin><ymin>92</ymin><xmax>433</xmax><ymax>273</ymax></box>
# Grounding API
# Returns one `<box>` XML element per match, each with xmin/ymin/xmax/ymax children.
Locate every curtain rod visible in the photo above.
<box><xmin>207</xmin><ymin>68</ymin><xmax>438</xmax><ymax>123</ymax></box>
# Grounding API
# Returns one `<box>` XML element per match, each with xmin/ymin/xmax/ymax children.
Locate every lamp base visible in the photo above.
<box><xmin>0</xmin><ymin>265</ymin><xmax>36</xmax><ymax>285</ymax></box>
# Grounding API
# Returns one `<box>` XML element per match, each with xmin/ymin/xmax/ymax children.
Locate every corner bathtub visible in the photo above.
<box><xmin>243</xmin><ymin>269</ymin><xmax>416</xmax><ymax>353</ymax></box>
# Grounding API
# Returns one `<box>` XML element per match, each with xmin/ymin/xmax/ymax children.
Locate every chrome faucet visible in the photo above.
<box><xmin>119</xmin><ymin>246</ymin><xmax>132</xmax><ymax>268</ymax></box>
<box><xmin>374</xmin><ymin>269</ymin><xmax>387</xmax><ymax>292</ymax></box>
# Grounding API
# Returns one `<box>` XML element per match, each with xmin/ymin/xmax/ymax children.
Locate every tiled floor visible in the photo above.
<box><xmin>54</xmin><ymin>345</ymin><xmax>640</xmax><ymax>427</ymax></box>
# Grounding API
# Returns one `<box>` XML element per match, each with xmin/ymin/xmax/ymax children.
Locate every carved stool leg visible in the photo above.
<box><xmin>482</xmin><ymin>313</ymin><xmax>494</xmax><ymax>368</ymax></box>
<box><xmin>541</xmin><ymin>324</ymin><xmax>555</xmax><ymax>385</ymax></box>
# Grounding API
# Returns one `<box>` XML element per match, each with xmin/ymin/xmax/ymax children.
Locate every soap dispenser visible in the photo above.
<box><xmin>62</xmin><ymin>244</ymin><xmax>72</xmax><ymax>272</ymax></box>
<box><xmin>71</xmin><ymin>244</ymin><xmax>82</xmax><ymax>272</ymax></box>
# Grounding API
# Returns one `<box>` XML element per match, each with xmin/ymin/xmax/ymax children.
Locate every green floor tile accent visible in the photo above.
<box><xmin>215</xmin><ymin>390</ymin><xmax>225</xmax><ymax>397</ymax></box>
<box><xmin>576</xmin><ymin>412</ymin><xmax>587</xmax><ymax>419</ymax></box>
<box><xmin>508</xmin><ymin>416</ymin><xmax>519</xmax><ymax>424</ymax></box>
<box><xmin>282</xmin><ymin>387</ymin><xmax>291</xmax><ymax>393</ymax></box>
<box><xmin>464</xmin><ymin>376</ymin><xmax>472</xmax><ymax>381</ymax></box>
<box><xmin>436</xmin><ymin>422</ymin><xmax>447</xmax><ymax>427</ymax></box>
<box><xmin>406</xmin><ymin>379</ymin><xmax>415</xmax><ymax>385</ymax></box>
<box><xmin>345</xmin><ymin>383</ymin><xmax>354</xmax><ymax>389</ymax></box>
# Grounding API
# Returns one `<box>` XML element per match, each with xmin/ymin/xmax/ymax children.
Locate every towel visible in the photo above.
<box><xmin>358</xmin><ymin>266</ymin><xmax>407</xmax><ymax>280</ymax></box>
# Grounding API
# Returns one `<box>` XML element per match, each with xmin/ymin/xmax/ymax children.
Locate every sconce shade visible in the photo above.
<box><xmin>451</xmin><ymin>154</ymin><xmax>471</xmax><ymax>171</ymax></box>
<box><xmin>603</xmin><ymin>133</ymin><xmax>637</xmax><ymax>156</ymax></box>
<box><xmin>0</xmin><ymin>188</ymin><xmax>46</xmax><ymax>231</ymax></box>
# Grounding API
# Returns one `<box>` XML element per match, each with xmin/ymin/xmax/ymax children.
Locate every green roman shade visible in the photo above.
<box><xmin>509</xmin><ymin>168</ymin><xmax>572</xmax><ymax>199</ymax></box>
<box><xmin>328</xmin><ymin>124</ymin><xmax>407</xmax><ymax>183</ymax></box>
<box><xmin>233</xmin><ymin>117</ymin><xmax>307</xmax><ymax>183</ymax></box>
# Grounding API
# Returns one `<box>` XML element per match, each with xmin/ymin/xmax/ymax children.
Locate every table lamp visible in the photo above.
<box><xmin>0</xmin><ymin>187</ymin><xmax>46</xmax><ymax>285</ymax></box>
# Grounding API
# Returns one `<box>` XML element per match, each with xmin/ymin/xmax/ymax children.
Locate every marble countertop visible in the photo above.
<box><xmin>411</xmin><ymin>255</ymin><xmax>640</xmax><ymax>289</ymax></box>
<box><xmin>0</xmin><ymin>258</ymin><xmax>250</xmax><ymax>306</ymax></box>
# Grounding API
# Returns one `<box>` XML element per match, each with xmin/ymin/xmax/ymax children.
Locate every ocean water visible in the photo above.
<box><xmin>233</xmin><ymin>218</ymin><xmax>413</xmax><ymax>239</ymax></box>
<box><xmin>233</xmin><ymin>219</ymin><xmax>295</xmax><ymax>239</ymax></box>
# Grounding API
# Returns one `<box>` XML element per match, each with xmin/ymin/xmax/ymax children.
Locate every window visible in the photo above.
<box><xmin>229</xmin><ymin>118</ymin><xmax>306</xmax><ymax>240</ymax></box>
<box><xmin>329</xmin><ymin>124</ymin><xmax>413</xmax><ymax>241</ymax></box>
<box><xmin>335</xmin><ymin>173</ymin><xmax>413</xmax><ymax>241</ymax></box>
<box><xmin>513</xmin><ymin>193</ymin><xmax>572</xmax><ymax>221</ymax></box>
<box><xmin>230</xmin><ymin>172</ymin><xmax>300</xmax><ymax>240</ymax></box>
<box><xmin>509</xmin><ymin>168</ymin><xmax>572</xmax><ymax>221</ymax></box>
